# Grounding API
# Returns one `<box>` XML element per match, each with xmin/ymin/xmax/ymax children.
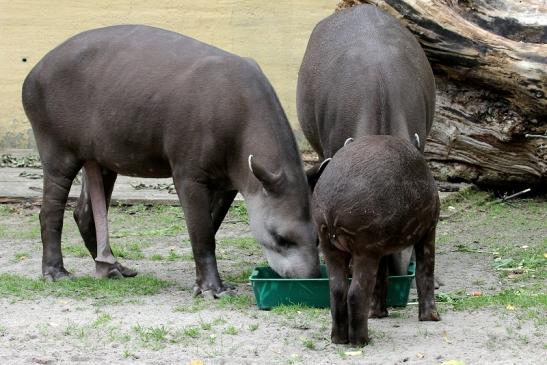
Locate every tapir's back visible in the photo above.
<box><xmin>297</xmin><ymin>5</ymin><xmax>435</xmax><ymax>158</ymax></box>
<box><xmin>313</xmin><ymin>136</ymin><xmax>439</xmax><ymax>237</ymax></box>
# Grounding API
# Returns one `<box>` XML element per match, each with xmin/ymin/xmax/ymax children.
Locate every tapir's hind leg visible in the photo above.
<box><xmin>83</xmin><ymin>161</ymin><xmax>125</xmax><ymax>279</ymax></box>
<box><xmin>369</xmin><ymin>255</ymin><xmax>389</xmax><ymax>318</ymax></box>
<box><xmin>415</xmin><ymin>228</ymin><xmax>440</xmax><ymax>321</ymax></box>
<box><xmin>40</xmin><ymin>154</ymin><xmax>81</xmax><ymax>281</ymax></box>
<box><xmin>73</xmin><ymin>166</ymin><xmax>137</xmax><ymax>278</ymax></box>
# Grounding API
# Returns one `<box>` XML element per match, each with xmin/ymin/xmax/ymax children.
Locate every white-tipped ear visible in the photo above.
<box><xmin>413</xmin><ymin>133</ymin><xmax>421</xmax><ymax>149</ymax></box>
<box><xmin>319</xmin><ymin>158</ymin><xmax>331</xmax><ymax>171</ymax></box>
<box><xmin>248</xmin><ymin>155</ymin><xmax>255</xmax><ymax>173</ymax></box>
<box><xmin>344</xmin><ymin>137</ymin><xmax>354</xmax><ymax>146</ymax></box>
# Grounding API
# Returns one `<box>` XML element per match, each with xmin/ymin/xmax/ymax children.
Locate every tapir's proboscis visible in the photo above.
<box><xmin>313</xmin><ymin>136</ymin><xmax>440</xmax><ymax>346</ymax></box>
<box><xmin>22</xmin><ymin>25</ymin><xmax>320</xmax><ymax>298</ymax></box>
<box><xmin>298</xmin><ymin>4</ymin><xmax>438</xmax><ymax>304</ymax></box>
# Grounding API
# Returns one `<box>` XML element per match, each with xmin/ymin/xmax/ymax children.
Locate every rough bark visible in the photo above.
<box><xmin>336</xmin><ymin>0</ymin><xmax>546</xmax><ymax>190</ymax></box>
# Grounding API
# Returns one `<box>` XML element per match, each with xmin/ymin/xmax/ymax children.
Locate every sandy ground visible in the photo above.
<box><xmin>0</xmin><ymin>195</ymin><xmax>545</xmax><ymax>364</ymax></box>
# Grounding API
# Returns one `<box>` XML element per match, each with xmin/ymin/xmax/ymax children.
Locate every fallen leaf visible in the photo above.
<box><xmin>442</xmin><ymin>330</ymin><xmax>452</xmax><ymax>344</ymax></box>
<box><xmin>439</xmin><ymin>360</ymin><xmax>465</xmax><ymax>365</ymax></box>
<box><xmin>471</xmin><ymin>291</ymin><xmax>482</xmax><ymax>297</ymax></box>
<box><xmin>448</xmin><ymin>206</ymin><xmax>456</xmax><ymax>211</ymax></box>
<box><xmin>520</xmin><ymin>245</ymin><xmax>529</xmax><ymax>249</ymax></box>
<box><xmin>506</xmin><ymin>304</ymin><xmax>515</xmax><ymax>311</ymax></box>
<box><xmin>187</xmin><ymin>360</ymin><xmax>204</xmax><ymax>365</ymax></box>
<box><xmin>416</xmin><ymin>352</ymin><xmax>425</xmax><ymax>359</ymax></box>
<box><xmin>344</xmin><ymin>350</ymin><xmax>362</xmax><ymax>356</ymax></box>
<box><xmin>543</xmin><ymin>252</ymin><xmax>547</xmax><ymax>259</ymax></box>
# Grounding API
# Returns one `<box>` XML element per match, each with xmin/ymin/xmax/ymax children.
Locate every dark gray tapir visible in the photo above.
<box><xmin>313</xmin><ymin>136</ymin><xmax>440</xmax><ymax>345</ymax></box>
<box><xmin>298</xmin><ymin>5</ymin><xmax>435</xmax><ymax>284</ymax></box>
<box><xmin>22</xmin><ymin>25</ymin><xmax>320</xmax><ymax>297</ymax></box>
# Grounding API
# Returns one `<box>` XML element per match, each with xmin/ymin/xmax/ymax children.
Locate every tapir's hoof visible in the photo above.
<box><xmin>95</xmin><ymin>261</ymin><xmax>124</xmax><ymax>279</ymax></box>
<box><xmin>331</xmin><ymin>334</ymin><xmax>349</xmax><ymax>344</ymax></box>
<box><xmin>193</xmin><ymin>282</ymin><xmax>236</xmax><ymax>299</ymax></box>
<box><xmin>43</xmin><ymin>267</ymin><xmax>72</xmax><ymax>281</ymax></box>
<box><xmin>434</xmin><ymin>276</ymin><xmax>444</xmax><ymax>289</ymax></box>
<box><xmin>114</xmin><ymin>262</ymin><xmax>138</xmax><ymax>277</ymax></box>
<box><xmin>348</xmin><ymin>335</ymin><xmax>370</xmax><ymax>346</ymax></box>
<box><xmin>369</xmin><ymin>307</ymin><xmax>389</xmax><ymax>318</ymax></box>
<box><xmin>419</xmin><ymin>309</ymin><xmax>441</xmax><ymax>321</ymax></box>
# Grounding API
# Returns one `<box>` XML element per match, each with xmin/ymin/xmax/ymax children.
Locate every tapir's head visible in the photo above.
<box><xmin>245</xmin><ymin>155</ymin><xmax>320</xmax><ymax>278</ymax></box>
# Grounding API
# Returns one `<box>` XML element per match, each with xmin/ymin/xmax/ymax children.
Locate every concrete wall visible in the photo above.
<box><xmin>0</xmin><ymin>0</ymin><xmax>336</xmax><ymax>149</ymax></box>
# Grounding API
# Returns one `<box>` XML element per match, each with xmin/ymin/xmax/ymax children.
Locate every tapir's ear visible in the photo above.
<box><xmin>306</xmin><ymin>158</ymin><xmax>331</xmax><ymax>192</ymax></box>
<box><xmin>344</xmin><ymin>137</ymin><xmax>354</xmax><ymax>146</ymax></box>
<box><xmin>412</xmin><ymin>133</ymin><xmax>421</xmax><ymax>150</ymax></box>
<box><xmin>248</xmin><ymin>155</ymin><xmax>283</xmax><ymax>191</ymax></box>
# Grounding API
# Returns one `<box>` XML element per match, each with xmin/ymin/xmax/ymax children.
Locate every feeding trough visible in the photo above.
<box><xmin>250</xmin><ymin>262</ymin><xmax>416</xmax><ymax>310</ymax></box>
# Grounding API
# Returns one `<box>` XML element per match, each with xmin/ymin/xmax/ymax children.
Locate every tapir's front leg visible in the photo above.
<box><xmin>348</xmin><ymin>254</ymin><xmax>379</xmax><ymax>346</ymax></box>
<box><xmin>174</xmin><ymin>178</ymin><xmax>233</xmax><ymax>298</ymax></box>
<box><xmin>322</xmin><ymin>238</ymin><xmax>351</xmax><ymax>344</ymax></box>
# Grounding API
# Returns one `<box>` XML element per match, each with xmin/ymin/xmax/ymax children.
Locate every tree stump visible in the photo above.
<box><xmin>336</xmin><ymin>0</ymin><xmax>546</xmax><ymax>190</ymax></box>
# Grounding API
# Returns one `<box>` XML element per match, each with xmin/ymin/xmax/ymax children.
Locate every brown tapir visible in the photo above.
<box><xmin>313</xmin><ymin>136</ymin><xmax>440</xmax><ymax>346</ymax></box>
<box><xmin>298</xmin><ymin>4</ymin><xmax>436</xmax><ymax>282</ymax></box>
<box><xmin>22</xmin><ymin>25</ymin><xmax>320</xmax><ymax>298</ymax></box>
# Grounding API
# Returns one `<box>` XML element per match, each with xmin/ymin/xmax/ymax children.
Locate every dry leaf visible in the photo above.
<box><xmin>344</xmin><ymin>350</ymin><xmax>362</xmax><ymax>356</ymax></box>
<box><xmin>187</xmin><ymin>360</ymin><xmax>204</xmax><ymax>365</ymax></box>
<box><xmin>506</xmin><ymin>304</ymin><xmax>515</xmax><ymax>310</ymax></box>
<box><xmin>439</xmin><ymin>360</ymin><xmax>465</xmax><ymax>365</ymax></box>
<box><xmin>416</xmin><ymin>352</ymin><xmax>425</xmax><ymax>359</ymax></box>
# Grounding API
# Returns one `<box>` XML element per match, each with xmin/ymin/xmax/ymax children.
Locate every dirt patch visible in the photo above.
<box><xmin>0</xmin><ymin>195</ymin><xmax>545</xmax><ymax>364</ymax></box>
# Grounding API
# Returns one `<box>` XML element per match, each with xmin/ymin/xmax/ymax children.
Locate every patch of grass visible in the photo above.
<box><xmin>437</xmin><ymin>289</ymin><xmax>547</xmax><ymax>312</ymax></box>
<box><xmin>133</xmin><ymin>324</ymin><xmax>169</xmax><ymax>350</ymax></box>
<box><xmin>64</xmin><ymin>321</ymin><xmax>88</xmax><ymax>339</ymax></box>
<box><xmin>182</xmin><ymin>326</ymin><xmax>200</xmax><ymax>338</ymax></box>
<box><xmin>14</xmin><ymin>252</ymin><xmax>30</xmax><ymax>261</ymax></box>
<box><xmin>302</xmin><ymin>338</ymin><xmax>316</xmax><ymax>350</ymax></box>
<box><xmin>248</xmin><ymin>323</ymin><xmax>259</xmax><ymax>332</ymax></box>
<box><xmin>173</xmin><ymin>298</ymin><xmax>207</xmax><ymax>313</ymax></box>
<box><xmin>199</xmin><ymin>320</ymin><xmax>212</xmax><ymax>331</ymax></box>
<box><xmin>219</xmin><ymin>237</ymin><xmax>257</xmax><ymax>251</ymax></box>
<box><xmin>228</xmin><ymin>202</ymin><xmax>248</xmax><ymax>221</ymax></box>
<box><xmin>440</xmin><ymin>189</ymin><xmax>491</xmax><ymax>212</ymax></box>
<box><xmin>63</xmin><ymin>245</ymin><xmax>89</xmax><ymax>258</ymax></box>
<box><xmin>223</xmin><ymin>325</ymin><xmax>238</xmax><ymax>335</ymax></box>
<box><xmin>0</xmin><ymin>223</ymin><xmax>41</xmax><ymax>240</ymax></box>
<box><xmin>224</xmin><ymin>267</ymin><xmax>253</xmax><ymax>284</ymax></box>
<box><xmin>150</xmin><ymin>253</ymin><xmax>164</xmax><ymax>261</ymax></box>
<box><xmin>0</xmin><ymin>205</ymin><xmax>15</xmax><ymax>216</ymax></box>
<box><xmin>0</xmin><ymin>325</ymin><xmax>7</xmax><ymax>336</ymax></box>
<box><xmin>0</xmin><ymin>274</ymin><xmax>174</xmax><ymax>300</ymax></box>
<box><xmin>92</xmin><ymin>313</ymin><xmax>113</xmax><ymax>327</ymax></box>
<box><xmin>112</xmin><ymin>243</ymin><xmax>145</xmax><ymax>260</ymax></box>
<box><xmin>166</xmin><ymin>250</ymin><xmax>185</xmax><ymax>261</ymax></box>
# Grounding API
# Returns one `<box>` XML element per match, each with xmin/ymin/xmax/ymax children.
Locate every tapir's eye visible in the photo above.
<box><xmin>271</xmin><ymin>232</ymin><xmax>296</xmax><ymax>248</ymax></box>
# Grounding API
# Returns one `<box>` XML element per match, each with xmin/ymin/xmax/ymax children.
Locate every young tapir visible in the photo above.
<box><xmin>298</xmin><ymin>4</ymin><xmax>436</xmax><ymax>281</ymax></box>
<box><xmin>313</xmin><ymin>136</ymin><xmax>440</xmax><ymax>345</ymax></box>
<box><xmin>22</xmin><ymin>25</ymin><xmax>320</xmax><ymax>298</ymax></box>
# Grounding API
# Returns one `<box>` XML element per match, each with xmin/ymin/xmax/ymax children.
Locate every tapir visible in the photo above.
<box><xmin>297</xmin><ymin>4</ymin><xmax>436</xmax><ymax>295</ymax></box>
<box><xmin>313</xmin><ymin>136</ymin><xmax>440</xmax><ymax>345</ymax></box>
<box><xmin>22</xmin><ymin>25</ymin><xmax>320</xmax><ymax>298</ymax></box>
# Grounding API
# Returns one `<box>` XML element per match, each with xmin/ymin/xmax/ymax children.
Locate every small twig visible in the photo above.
<box><xmin>503</xmin><ymin>188</ymin><xmax>532</xmax><ymax>202</ymax></box>
<box><xmin>525</xmin><ymin>134</ymin><xmax>547</xmax><ymax>139</ymax></box>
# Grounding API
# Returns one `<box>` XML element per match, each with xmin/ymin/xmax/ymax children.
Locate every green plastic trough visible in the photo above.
<box><xmin>249</xmin><ymin>262</ymin><xmax>416</xmax><ymax>310</ymax></box>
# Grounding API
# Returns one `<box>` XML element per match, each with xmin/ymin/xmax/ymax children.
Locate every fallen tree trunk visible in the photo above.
<box><xmin>336</xmin><ymin>0</ymin><xmax>546</xmax><ymax>190</ymax></box>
